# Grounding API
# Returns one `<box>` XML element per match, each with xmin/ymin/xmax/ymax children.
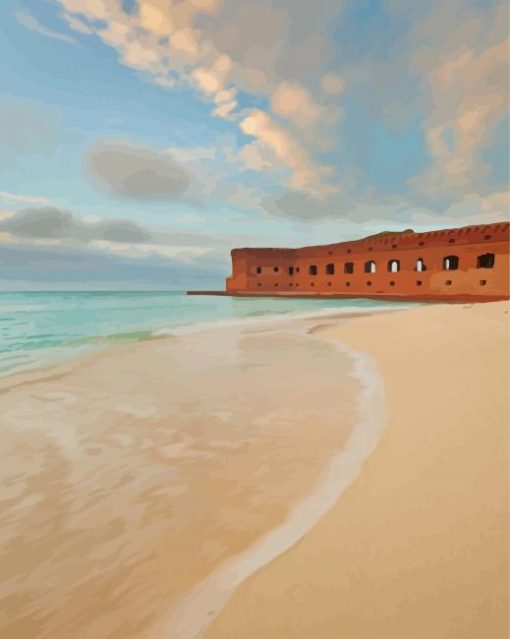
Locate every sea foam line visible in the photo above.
<box><xmin>152</xmin><ymin>303</ymin><xmax>409</xmax><ymax>338</ymax></box>
<box><xmin>147</xmin><ymin>335</ymin><xmax>387</xmax><ymax>639</ymax></box>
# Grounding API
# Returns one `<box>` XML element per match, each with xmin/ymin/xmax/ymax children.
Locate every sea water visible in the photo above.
<box><xmin>0</xmin><ymin>291</ymin><xmax>408</xmax><ymax>377</ymax></box>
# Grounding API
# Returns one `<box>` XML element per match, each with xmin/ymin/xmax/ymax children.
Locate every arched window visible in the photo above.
<box><xmin>326</xmin><ymin>263</ymin><xmax>335</xmax><ymax>275</ymax></box>
<box><xmin>415</xmin><ymin>257</ymin><xmax>426</xmax><ymax>272</ymax></box>
<box><xmin>364</xmin><ymin>260</ymin><xmax>376</xmax><ymax>273</ymax></box>
<box><xmin>387</xmin><ymin>259</ymin><xmax>400</xmax><ymax>273</ymax></box>
<box><xmin>477</xmin><ymin>253</ymin><xmax>495</xmax><ymax>269</ymax></box>
<box><xmin>443</xmin><ymin>255</ymin><xmax>459</xmax><ymax>271</ymax></box>
<box><xmin>309</xmin><ymin>264</ymin><xmax>318</xmax><ymax>275</ymax></box>
<box><xmin>256</xmin><ymin>266</ymin><xmax>262</xmax><ymax>274</ymax></box>
<box><xmin>288</xmin><ymin>266</ymin><xmax>294</xmax><ymax>275</ymax></box>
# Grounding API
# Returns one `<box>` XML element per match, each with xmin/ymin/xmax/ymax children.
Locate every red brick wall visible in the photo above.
<box><xmin>226</xmin><ymin>222</ymin><xmax>510</xmax><ymax>302</ymax></box>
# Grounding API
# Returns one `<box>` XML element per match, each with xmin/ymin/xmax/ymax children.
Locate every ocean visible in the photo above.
<box><xmin>0</xmin><ymin>291</ymin><xmax>407</xmax><ymax>377</ymax></box>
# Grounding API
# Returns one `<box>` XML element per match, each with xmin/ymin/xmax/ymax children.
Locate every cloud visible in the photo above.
<box><xmin>0</xmin><ymin>242</ymin><xmax>228</xmax><ymax>290</ymax></box>
<box><xmin>0</xmin><ymin>207</ymin><xmax>152</xmax><ymax>243</ymax></box>
<box><xmin>0</xmin><ymin>192</ymin><xmax>52</xmax><ymax>207</ymax></box>
<box><xmin>85</xmin><ymin>141</ymin><xmax>192</xmax><ymax>200</ymax></box>
<box><xmin>54</xmin><ymin>0</ymin><xmax>343</xmax><ymax>196</ymax></box>
<box><xmin>16</xmin><ymin>9</ymin><xmax>78</xmax><ymax>45</ymax></box>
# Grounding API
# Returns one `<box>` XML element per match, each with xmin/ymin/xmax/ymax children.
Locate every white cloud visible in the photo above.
<box><xmin>16</xmin><ymin>9</ymin><xmax>78</xmax><ymax>45</ymax></box>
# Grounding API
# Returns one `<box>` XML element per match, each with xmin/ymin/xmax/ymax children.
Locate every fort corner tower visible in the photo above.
<box><xmin>225</xmin><ymin>222</ymin><xmax>510</xmax><ymax>302</ymax></box>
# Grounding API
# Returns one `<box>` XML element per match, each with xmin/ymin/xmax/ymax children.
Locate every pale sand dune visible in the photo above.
<box><xmin>205</xmin><ymin>301</ymin><xmax>509</xmax><ymax>639</ymax></box>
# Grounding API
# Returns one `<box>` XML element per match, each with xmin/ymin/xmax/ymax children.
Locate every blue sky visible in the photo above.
<box><xmin>0</xmin><ymin>0</ymin><xmax>508</xmax><ymax>289</ymax></box>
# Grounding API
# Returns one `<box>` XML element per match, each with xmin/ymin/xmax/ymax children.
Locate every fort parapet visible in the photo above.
<box><xmin>222</xmin><ymin>221</ymin><xmax>509</xmax><ymax>302</ymax></box>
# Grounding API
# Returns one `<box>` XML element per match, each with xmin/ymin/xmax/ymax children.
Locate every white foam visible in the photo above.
<box><xmin>152</xmin><ymin>303</ymin><xmax>410</xmax><ymax>338</ymax></box>
<box><xmin>147</xmin><ymin>336</ymin><xmax>387</xmax><ymax>639</ymax></box>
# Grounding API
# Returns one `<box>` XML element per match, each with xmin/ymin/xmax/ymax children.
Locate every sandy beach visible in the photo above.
<box><xmin>0</xmin><ymin>302</ymin><xmax>508</xmax><ymax>639</ymax></box>
<box><xmin>205</xmin><ymin>301</ymin><xmax>509</xmax><ymax>639</ymax></box>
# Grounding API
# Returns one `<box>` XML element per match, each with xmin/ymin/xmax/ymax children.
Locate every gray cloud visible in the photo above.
<box><xmin>0</xmin><ymin>207</ymin><xmax>152</xmax><ymax>244</ymax></box>
<box><xmin>261</xmin><ymin>191</ymin><xmax>355</xmax><ymax>221</ymax></box>
<box><xmin>85</xmin><ymin>141</ymin><xmax>192</xmax><ymax>201</ymax></box>
<box><xmin>0</xmin><ymin>242</ymin><xmax>228</xmax><ymax>290</ymax></box>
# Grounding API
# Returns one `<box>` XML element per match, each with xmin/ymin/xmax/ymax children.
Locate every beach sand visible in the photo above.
<box><xmin>1</xmin><ymin>302</ymin><xmax>507</xmax><ymax>639</ymax></box>
<box><xmin>205</xmin><ymin>301</ymin><xmax>509</xmax><ymax>639</ymax></box>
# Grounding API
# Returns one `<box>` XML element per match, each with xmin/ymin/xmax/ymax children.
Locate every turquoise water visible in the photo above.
<box><xmin>0</xmin><ymin>291</ymin><xmax>406</xmax><ymax>377</ymax></box>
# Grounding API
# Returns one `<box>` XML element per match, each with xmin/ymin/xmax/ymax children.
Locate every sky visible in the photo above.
<box><xmin>0</xmin><ymin>0</ymin><xmax>508</xmax><ymax>290</ymax></box>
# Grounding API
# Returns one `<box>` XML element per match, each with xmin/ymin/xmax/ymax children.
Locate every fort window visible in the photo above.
<box><xmin>309</xmin><ymin>264</ymin><xmax>318</xmax><ymax>275</ymax></box>
<box><xmin>390</xmin><ymin>281</ymin><xmax>395</xmax><ymax>286</ymax></box>
<box><xmin>443</xmin><ymin>255</ymin><xmax>459</xmax><ymax>270</ymax></box>
<box><xmin>344</xmin><ymin>262</ymin><xmax>354</xmax><ymax>274</ymax></box>
<box><xmin>477</xmin><ymin>253</ymin><xmax>495</xmax><ymax>269</ymax></box>
<box><xmin>310</xmin><ymin>282</ymin><xmax>315</xmax><ymax>287</ymax></box>
<box><xmin>480</xmin><ymin>280</ymin><xmax>487</xmax><ymax>286</ymax></box>
<box><xmin>387</xmin><ymin>259</ymin><xmax>400</xmax><ymax>273</ymax></box>
<box><xmin>368</xmin><ymin>247</ymin><xmax>373</xmax><ymax>251</ymax></box>
<box><xmin>392</xmin><ymin>244</ymin><xmax>397</xmax><ymax>249</ymax></box>
<box><xmin>415</xmin><ymin>257</ymin><xmax>426</xmax><ymax>272</ymax></box>
<box><xmin>296</xmin><ymin>267</ymin><xmax>300</xmax><ymax>273</ymax></box>
<box><xmin>419</xmin><ymin>241</ymin><xmax>424</xmax><ymax>246</ymax></box>
<box><xmin>326</xmin><ymin>263</ymin><xmax>335</xmax><ymax>275</ymax></box>
<box><xmin>288</xmin><ymin>266</ymin><xmax>294</xmax><ymax>275</ymax></box>
<box><xmin>416</xmin><ymin>280</ymin><xmax>423</xmax><ymax>286</ymax></box>
<box><xmin>347</xmin><ymin>248</ymin><xmax>352</xmax><ymax>253</ymax></box>
<box><xmin>484</xmin><ymin>235</ymin><xmax>492</xmax><ymax>240</ymax></box>
<box><xmin>273</xmin><ymin>266</ymin><xmax>279</xmax><ymax>273</ymax></box>
<box><xmin>346</xmin><ymin>282</ymin><xmax>351</xmax><ymax>287</ymax></box>
<box><xmin>257</xmin><ymin>283</ymin><xmax>261</xmax><ymax>287</ymax></box>
<box><xmin>274</xmin><ymin>283</ymin><xmax>279</xmax><ymax>287</ymax></box>
<box><xmin>364</xmin><ymin>260</ymin><xmax>376</xmax><ymax>273</ymax></box>
<box><xmin>328</xmin><ymin>250</ymin><xmax>333</xmax><ymax>255</ymax></box>
<box><xmin>366</xmin><ymin>281</ymin><xmax>372</xmax><ymax>286</ymax></box>
<box><xmin>448</xmin><ymin>238</ymin><xmax>455</xmax><ymax>243</ymax></box>
<box><xmin>256</xmin><ymin>266</ymin><xmax>262</xmax><ymax>274</ymax></box>
<box><xmin>445</xmin><ymin>280</ymin><xmax>452</xmax><ymax>286</ymax></box>
<box><xmin>289</xmin><ymin>282</ymin><xmax>293</xmax><ymax>287</ymax></box>
<box><xmin>328</xmin><ymin>282</ymin><xmax>332</xmax><ymax>287</ymax></box>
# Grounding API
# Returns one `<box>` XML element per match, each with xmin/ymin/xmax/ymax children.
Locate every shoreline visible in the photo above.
<box><xmin>204</xmin><ymin>301</ymin><xmax>509</xmax><ymax>639</ymax></box>
<box><xmin>146</xmin><ymin>332</ymin><xmax>387</xmax><ymax>639</ymax></box>
<box><xmin>0</xmin><ymin>308</ymin><xmax>373</xmax><ymax>639</ymax></box>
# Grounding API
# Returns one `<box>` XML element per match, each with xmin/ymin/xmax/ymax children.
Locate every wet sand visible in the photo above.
<box><xmin>205</xmin><ymin>301</ymin><xmax>509</xmax><ymax>639</ymax></box>
<box><xmin>0</xmin><ymin>313</ymin><xmax>370</xmax><ymax>639</ymax></box>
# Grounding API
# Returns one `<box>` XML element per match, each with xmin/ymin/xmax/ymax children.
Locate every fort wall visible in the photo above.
<box><xmin>225</xmin><ymin>222</ymin><xmax>510</xmax><ymax>302</ymax></box>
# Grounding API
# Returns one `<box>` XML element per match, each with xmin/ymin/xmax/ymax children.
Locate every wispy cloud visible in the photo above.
<box><xmin>0</xmin><ymin>191</ymin><xmax>52</xmax><ymax>206</ymax></box>
<box><xmin>16</xmin><ymin>9</ymin><xmax>78</xmax><ymax>45</ymax></box>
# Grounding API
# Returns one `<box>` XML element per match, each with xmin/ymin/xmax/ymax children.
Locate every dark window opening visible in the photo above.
<box><xmin>344</xmin><ymin>262</ymin><xmax>354</xmax><ymax>274</ymax></box>
<box><xmin>310</xmin><ymin>282</ymin><xmax>315</xmax><ymax>287</ymax></box>
<box><xmin>390</xmin><ymin>281</ymin><xmax>396</xmax><ymax>286</ymax></box>
<box><xmin>309</xmin><ymin>264</ymin><xmax>318</xmax><ymax>275</ymax></box>
<box><xmin>387</xmin><ymin>259</ymin><xmax>400</xmax><ymax>273</ymax></box>
<box><xmin>364</xmin><ymin>260</ymin><xmax>376</xmax><ymax>274</ymax></box>
<box><xmin>326</xmin><ymin>263</ymin><xmax>335</xmax><ymax>275</ymax></box>
<box><xmin>257</xmin><ymin>283</ymin><xmax>261</xmax><ymax>287</ymax></box>
<box><xmin>443</xmin><ymin>255</ymin><xmax>459</xmax><ymax>270</ymax></box>
<box><xmin>366</xmin><ymin>281</ymin><xmax>372</xmax><ymax>286</ymax></box>
<box><xmin>327</xmin><ymin>282</ymin><xmax>332</xmax><ymax>287</ymax></box>
<box><xmin>392</xmin><ymin>244</ymin><xmax>397</xmax><ymax>249</ymax></box>
<box><xmin>296</xmin><ymin>267</ymin><xmax>300</xmax><ymax>273</ymax></box>
<box><xmin>274</xmin><ymin>283</ymin><xmax>279</xmax><ymax>287</ymax></box>
<box><xmin>484</xmin><ymin>235</ymin><xmax>492</xmax><ymax>240</ymax></box>
<box><xmin>296</xmin><ymin>283</ymin><xmax>299</xmax><ymax>287</ymax></box>
<box><xmin>480</xmin><ymin>280</ymin><xmax>487</xmax><ymax>286</ymax></box>
<box><xmin>419</xmin><ymin>241</ymin><xmax>424</xmax><ymax>246</ymax></box>
<box><xmin>416</xmin><ymin>280</ymin><xmax>423</xmax><ymax>286</ymax></box>
<box><xmin>368</xmin><ymin>247</ymin><xmax>373</xmax><ymax>252</ymax></box>
<box><xmin>273</xmin><ymin>266</ymin><xmax>279</xmax><ymax>272</ymax></box>
<box><xmin>347</xmin><ymin>248</ymin><xmax>352</xmax><ymax>254</ymax></box>
<box><xmin>445</xmin><ymin>280</ymin><xmax>452</xmax><ymax>286</ymax></box>
<box><xmin>477</xmin><ymin>253</ymin><xmax>495</xmax><ymax>269</ymax></box>
<box><xmin>288</xmin><ymin>266</ymin><xmax>294</xmax><ymax>275</ymax></box>
<box><xmin>448</xmin><ymin>238</ymin><xmax>455</xmax><ymax>243</ymax></box>
<box><xmin>346</xmin><ymin>282</ymin><xmax>351</xmax><ymax>287</ymax></box>
<box><xmin>256</xmin><ymin>266</ymin><xmax>262</xmax><ymax>274</ymax></box>
<box><xmin>289</xmin><ymin>282</ymin><xmax>293</xmax><ymax>287</ymax></box>
<box><xmin>328</xmin><ymin>250</ymin><xmax>333</xmax><ymax>255</ymax></box>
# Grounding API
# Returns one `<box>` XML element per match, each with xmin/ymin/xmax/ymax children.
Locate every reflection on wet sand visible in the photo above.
<box><xmin>0</xmin><ymin>316</ymin><xmax>360</xmax><ymax>639</ymax></box>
